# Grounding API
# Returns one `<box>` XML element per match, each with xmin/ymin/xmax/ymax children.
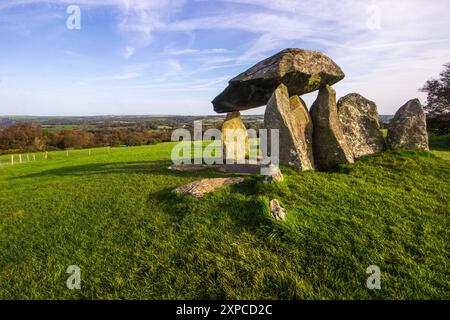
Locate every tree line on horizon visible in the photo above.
<box><xmin>0</xmin><ymin>124</ymin><xmax>172</xmax><ymax>154</ymax></box>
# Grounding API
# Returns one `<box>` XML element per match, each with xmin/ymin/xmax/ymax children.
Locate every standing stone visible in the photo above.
<box><xmin>263</xmin><ymin>165</ymin><xmax>284</xmax><ymax>184</ymax></box>
<box><xmin>387</xmin><ymin>99</ymin><xmax>429</xmax><ymax>150</ymax></box>
<box><xmin>222</xmin><ymin>111</ymin><xmax>249</xmax><ymax>162</ymax></box>
<box><xmin>310</xmin><ymin>85</ymin><xmax>354</xmax><ymax>170</ymax></box>
<box><xmin>213</xmin><ymin>48</ymin><xmax>345</xmax><ymax>113</ymax></box>
<box><xmin>264</xmin><ymin>84</ymin><xmax>314</xmax><ymax>170</ymax></box>
<box><xmin>337</xmin><ymin>93</ymin><xmax>385</xmax><ymax>158</ymax></box>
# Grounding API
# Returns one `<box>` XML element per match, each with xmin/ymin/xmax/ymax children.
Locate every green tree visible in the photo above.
<box><xmin>420</xmin><ymin>63</ymin><xmax>450</xmax><ymax>134</ymax></box>
<box><xmin>0</xmin><ymin>123</ymin><xmax>46</xmax><ymax>151</ymax></box>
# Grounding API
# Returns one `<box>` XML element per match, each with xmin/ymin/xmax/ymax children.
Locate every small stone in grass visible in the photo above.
<box><xmin>270</xmin><ymin>199</ymin><xmax>286</xmax><ymax>221</ymax></box>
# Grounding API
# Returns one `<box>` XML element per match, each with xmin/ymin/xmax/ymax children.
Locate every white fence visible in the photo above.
<box><xmin>0</xmin><ymin>147</ymin><xmax>112</xmax><ymax>169</ymax></box>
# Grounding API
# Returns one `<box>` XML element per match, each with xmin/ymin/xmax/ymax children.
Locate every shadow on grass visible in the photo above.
<box><xmin>9</xmin><ymin>160</ymin><xmax>233</xmax><ymax>181</ymax></box>
<box><xmin>15</xmin><ymin>157</ymin><xmax>271</xmax><ymax>232</ymax></box>
<box><xmin>11</xmin><ymin>150</ymin><xmax>444</xmax><ymax>185</ymax></box>
<box><xmin>429</xmin><ymin>133</ymin><xmax>450</xmax><ymax>151</ymax></box>
<box><xmin>148</xmin><ymin>176</ymin><xmax>270</xmax><ymax>234</ymax></box>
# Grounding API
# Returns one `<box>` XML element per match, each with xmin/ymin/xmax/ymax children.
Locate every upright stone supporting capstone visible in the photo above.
<box><xmin>221</xmin><ymin>111</ymin><xmax>249</xmax><ymax>163</ymax></box>
<box><xmin>264</xmin><ymin>84</ymin><xmax>314</xmax><ymax>170</ymax></box>
<box><xmin>337</xmin><ymin>93</ymin><xmax>385</xmax><ymax>159</ymax></box>
<box><xmin>387</xmin><ymin>99</ymin><xmax>429</xmax><ymax>150</ymax></box>
<box><xmin>310</xmin><ymin>85</ymin><xmax>354</xmax><ymax>170</ymax></box>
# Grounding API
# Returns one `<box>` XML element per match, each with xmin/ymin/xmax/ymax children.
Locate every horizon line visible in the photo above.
<box><xmin>0</xmin><ymin>113</ymin><xmax>395</xmax><ymax>118</ymax></box>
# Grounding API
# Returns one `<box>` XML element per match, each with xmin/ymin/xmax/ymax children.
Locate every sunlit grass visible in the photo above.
<box><xmin>0</xmin><ymin>137</ymin><xmax>448</xmax><ymax>299</ymax></box>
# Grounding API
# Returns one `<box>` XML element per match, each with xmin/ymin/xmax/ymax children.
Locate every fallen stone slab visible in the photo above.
<box><xmin>174</xmin><ymin>177</ymin><xmax>244</xmax><ymax>198</ymax></box>
<box><xmin>169</xmin><ymin>164</ymin><xmax>212</xmax><ymax>171</ymax></box>
<box><xmin>169</xmin><ymin>163</ymin><xmax>261</xmax><ymax>175</ymax></box>
<box><xmin>217</xmin><ymin>163</ymin><xmax>261</xmax><ymax>175</ymax></box>
<box><xmin>212</xmin><ymin>48</ymin><xmax>345</xmax><ymax>113</ymax></box>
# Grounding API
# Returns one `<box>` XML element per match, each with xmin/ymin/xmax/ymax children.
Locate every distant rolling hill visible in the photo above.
<box><xmin>0</xmin><ymin>114</ymin><xmax>390</xmax><ymax>129</ymax></box>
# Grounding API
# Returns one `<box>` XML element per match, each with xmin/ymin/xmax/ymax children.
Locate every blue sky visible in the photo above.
<box><xmin>0</xmin><ymin>0</ymin><xmax>449</xmax><ymax>116</ymax></box>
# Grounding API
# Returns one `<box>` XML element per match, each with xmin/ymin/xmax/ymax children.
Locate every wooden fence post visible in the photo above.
<box><xmin>19</xmin><ymin>154</ymin><xmax>22</xmax><ymax>163</ymax></box>
<box><xmin>45</xmin><ymin>151</ymin><xmax>48</xmax><ymax>159</ymax></box>
<box><xmin>11</xmin><ymin>155</ymin><xmax>14</xmax><ymax>165</ymax></box>
<box><xmin>33</xmin><ymin>154</ymin><xmax>36</xmax><ymax>161</ymax></box>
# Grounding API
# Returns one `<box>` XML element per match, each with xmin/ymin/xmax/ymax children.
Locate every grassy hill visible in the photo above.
<box><xmin>0</xmin><ymin>135</ymin><xmax>449</xmax><ymax>299</ymax></box>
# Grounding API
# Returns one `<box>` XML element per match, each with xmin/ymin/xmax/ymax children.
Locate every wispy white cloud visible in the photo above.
<box><xmin>165</xmin><ymin>59</ymin><xmax>183</xmax><ymax>75</ymax></box>
<box><xmin>0</xmin><ymin>0</ymin><xmax>186</xmax><ymax>58</ymax></box>
<box><xmin>123</xmin><ymin>46</ymin><xmax>136</xmax><ymax>59</ymax></box>
<box><xmin>162</xmin><ymin>0</ymin><xmax>450</xmax><ymax>112</ymax></box>
<box><xmin>164</xmin><ymin>48</ymin><xmax>231</xmax><ymax>55</ymax></box>
<box><xmin>116</xmin><ymin>0</ymin><xmax>186</xmax><ymax>58</ymax></box>
<box><xmin>1</xmin><ymin>0</ymin><xmax>450</xmax><ymax>114</ymax></box>
<box><xmin>83</xmin><ymin>63</ymin><xmax>149</xmax><ymax>82</ymax></box>
<box><xmin>105</xmin><ymin>74</ymin><xmax>232</xmax><ymax>92</ymax></box>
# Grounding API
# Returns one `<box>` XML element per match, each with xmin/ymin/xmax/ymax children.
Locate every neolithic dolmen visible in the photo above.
<box><xmin>212</xmin><ymin>48</ymin><xmax>429</xmax><ymax>171</ymax></box>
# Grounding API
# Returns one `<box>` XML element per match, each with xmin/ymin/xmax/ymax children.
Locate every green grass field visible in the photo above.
<box><xmin>0</xmin><ymin>135</ymin><xmax>449</xmax><ymax>299</ymax></box>
<box><xmin>40</xmin><ymin>124</ymin><xmax>82</xmax><ymax>131</ymax></box>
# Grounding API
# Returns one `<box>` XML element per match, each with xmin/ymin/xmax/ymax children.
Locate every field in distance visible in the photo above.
<box><xmin>0</xmin><ymin>115</ymin><xmax>265</xmax><ymax>132</ymax></box>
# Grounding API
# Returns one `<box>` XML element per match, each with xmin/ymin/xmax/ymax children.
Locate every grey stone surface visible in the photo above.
<box><xmin>174</xmin><ymin>177</ymin><xmax>244</xmax><ymax>198</ymax></box>
<box><xmin>387</xmin><ymin>99</ymin><xmax>429</xmax><ymax>150</ymax></box>
<box><xmin>213</xmin><ymin>48</ymin><xmax>345</xmax><ymax>113</ymax></box>
<box><xmin>221</xmin><ymin>111</ymin><xmax>249</xmax><ymax>162</ymax></box>
<box><xmin>269</xmin><ymin>199</ymin><xmax>286</xmax><ymax>221</ymax></box>
<box><xmin>310</xmin><ymin>85</ymin><xmax>354</xmax><ymax>170</ymax></box>
<box><xmin>337</xmin><ymin>93</ymin><xmax>385</xmax><ymax>158</ymax></box>
<box><xmin>263</xmin><ymin>165</ymin><xmax>284</xmax><ymax>184</ymax></box>
<box><xmin>264</xmin><ymin>84</ymin><xmax>314</xmax><ymax>170</ymax></box>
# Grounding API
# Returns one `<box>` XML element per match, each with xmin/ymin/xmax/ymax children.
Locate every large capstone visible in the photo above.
<box><xmin>222</xmin><ymin>111</ymin><xmax>249</xmax><ymax>162</ymax></box>
<box><xmin>310</xmin><ymin>85</ymin><xmax>354</xmax><ymax>170</ymax></box>
<box><xmin>337</xmin><ymin>93</ymin><xmax>386</xmax><ymax>158</ymax></box>
<box><xmin>387</xmin><ymin>99</ymin><xmax>429</xmax><ymax>150</ymax></box>
<box><xmin>264</xmin><ymin>84</ymin><xmax>314</xmax><ymax>170</ymax></box>
<box><xmin>212</xmin><ymin>48</ymin><xmax>345</xmax><ymax>113</ymax></box>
